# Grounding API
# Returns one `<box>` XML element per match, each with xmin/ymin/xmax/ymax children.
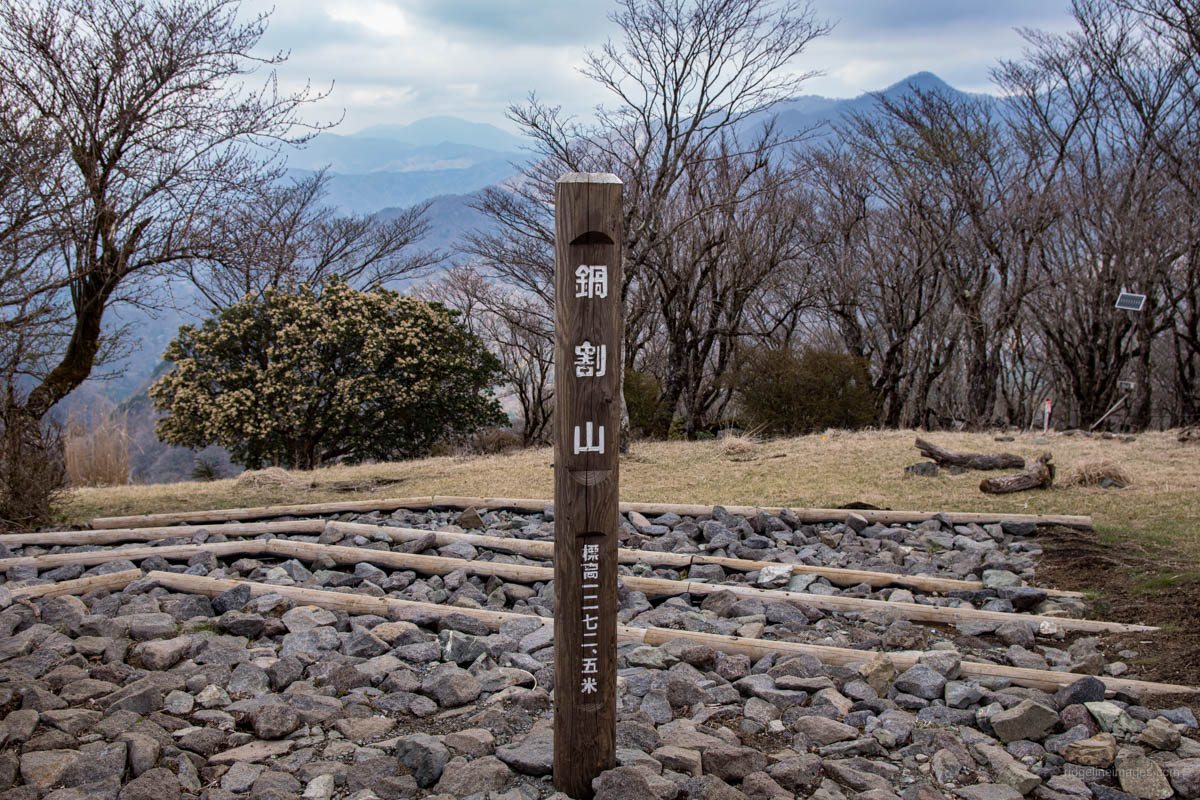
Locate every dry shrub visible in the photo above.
<box><xmin>718</xmin><ymin>429</ymin><xmax>761</xmax><ymax>458</ymax></box>
<box><xmin>1064</xmin><ymin>458</ymin><xmax>1133</xmax><ymax>488</ymax></box>
<box><xmin>64</xmin><ymin>403</ymin><xmax>130</xmax><ymax>487</ymax></box>
<box><xmin>470</xmin><ymin>427</ymin><xmax>522</xmax><ymax>455</ymax></box>
<box><xmin>1</xmin><ymin>409</ymin><xmax>67</xmax><ymax>529</ymax></box>
<box><xmin>235</xmin><ymin>467</ymin><xmax>311</xmax><ymax>490</ymax></box>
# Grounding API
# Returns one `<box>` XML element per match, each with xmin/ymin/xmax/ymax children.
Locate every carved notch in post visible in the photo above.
<box><xmin>553</xmin><ymin>172</ymin><xmax>622</xmax><ymax>798</ymax></box>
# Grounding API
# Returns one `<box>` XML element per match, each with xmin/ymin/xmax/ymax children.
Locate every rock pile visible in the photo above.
<box><xmin>0</xmin><ymin>506</ymin><xmax>1195</xmax><ymax>800</ymax></box>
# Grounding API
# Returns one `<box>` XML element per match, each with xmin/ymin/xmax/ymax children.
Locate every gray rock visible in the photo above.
<box><xmin>496</xmin><ymin>726</ymin><xmax>554</xmax><ymax>776</ymax></box>
<box><xmin>394</xmin><ymin>733</ymin><xmax>450</xmax><ymax>788</ymax></box>
<box><xmin>119</xmin><ymin>769</ymin><xmax>181</xmax><ymax>800</ymax></box>
<box><xmin>1055</xmin><ymin>676</ymin><xmax>1106</xmax><ymax>708</ymax></box>
<box><xmin>1115</xmin><ymin>749</ymin><xmax>1173</xmax><ymax>799</ymax></box>
<box><xmin>592</xmin><ymin>765</ymin><xmax>680</xmax><ymax>800</ymax></box>
<box><xmin>954</xmin><ymin>786</ymin><xmax>1023</xmax><ymax>800</ymax></box>
<box><xmin>893</xmin><ymin>665</ymin><xmax>947</xmax><ymax>701</ymax></box>
<box><xmin>791</xmin><ymin>716</ymin><xmax>859</xmax><ymax>745</ymax></box>
<box><xmin>990</xmin><ymin>699</ymin><xmax>1059</xmax><ymax>743</ymax></box>
<box><xmin>253</xmin><ymin>704</ymin><xmax>300</xmax><ymax>739</ymax></box>
<box><xmin>212</xmin><ymin>584</ymin><xmax>253</xmax><ymax>615</ymax></box>
<box><xmin>1165</xmin><ymin>758</ymin><xmax>1200</xmax><ymax>799</ymax></box>
<box><xmin>432</xmin><ymin>755</ymin><xmax>510</xmax><ymax>796</ymax></box>
<box><xmin>701</xmin><ymin>743</ymin><xmax>768</xmax><ymax>782</ymax></box>
<box><xmin>420</xmin><ymin>663</ymin><xmax>481</xmax><ymax>707</ymax></box>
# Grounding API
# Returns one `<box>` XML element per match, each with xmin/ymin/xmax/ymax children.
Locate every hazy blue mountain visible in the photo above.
<box><xmin>291</xmin><ymin>157</ymin><xmax>519</xmax><ymax>216</ymax></box>
<box><xmin>356</xmin><ymin>115</ymin><xmax>526</xmax><ymax>151</ymax></box>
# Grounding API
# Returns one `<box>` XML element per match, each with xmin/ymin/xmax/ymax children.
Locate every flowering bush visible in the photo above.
<box><xmin>150</xmin><ymin>280</ymin><xmax>505</xmax><ymax>469</ymax></box>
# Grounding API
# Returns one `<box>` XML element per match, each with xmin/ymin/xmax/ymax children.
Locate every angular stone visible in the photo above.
<box><xmin>791</xmin><ymin>716</ymin><xmax>859</xmax><ymax>745</ymax></box>
<box><xmin>1115</xmin><ymin>749</ymin><xmax>1173</xmax><ymax>800</ymax></box>
<box><xmin>119</xmin><ymin>768</ymin><xmax>181</xmax><ymax>800</ymax></box>
<box><xmin>19</xmin><ymin>750</ymin><xmax>80</xmax><ymax>791</ymax></box>
<box><xmin>1055</xmin><ymin>676</ymin><xmax>1106</xmax><ymax>707</ymax></box>
<box><xmin>281</xmin><ymin>606</ymin><xmax>337</xmax><ymax>633</ymax></box>
<box><xmin>211</xmin><ymin>584</ymin><xmax>252</xmax><ymax>615</ymax></box>
<box><xmin>253</xmin><ymin>704</ymin><xmax>300</xmax><ymax>740</ymax></box>
<box><xmin>394</xmin><ymin>732</ymin><xmax>449</xmax><ymax>788</ymax></box>
<box><xmin>860</xmin><ymin>652</ymin><xmax>897</xmax><ymax>694</ymax></box>
<box><xmin>702</xmin><ymin>743</ymin><xmax>768</xmax><ymax>782</ymax></box>
<box><xmin>989</xmin><ymin>699</ymin><xmax>1059</xmax><ymax>743</ymax></box>
<box><xmin>1164</xmin><ymin>758</ymin><xmax>1200</xmax><ymax>799</ymax></box>
<box><xmin>893</xmin><ymin>665</ymin><xmax>947</xmax><ymax>701</ymax></box>
<box><xmin>592</xmin><ymin>765</ymin><xmax>680</xmax><ymax>800</ymax></box>
<box><xmin>420</xmin><ymin>663</ymin><xmax>480</xmax><ymax>707</ymax></box>
<box><xmin>954</xmin><ymin>786</ymin><xmax>1023</xmax><ymax>800</ymax></box>
<box><xmin>134</xmin><ymin>637</ymin><xmax>191</xmax><ymax>671</ymax></box>
<box><xmin>432</xmin><ymin>755</ymin><xmax>510</xmax><ymax>796</ymax></box>
<box><xmin>651</xmin><ymin>746</ymin><xmax>702</xmax><ymax>777</ymax></box>
<box><xmin>1061</xmin><ymin>732</ymin><xmax>1117</xmax><ymax>767</ymax></box>
<box><xmin>495</xmin><ymin>726</ymin><xmax>554</xmax><ymax>776</ymax></box>
<box><xmin>1085</xmin><ymin>701</ymin><xmax>1141</xmax><ymax>738</ymax></box>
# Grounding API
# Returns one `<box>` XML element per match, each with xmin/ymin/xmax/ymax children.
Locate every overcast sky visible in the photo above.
<box><xmin>244</xmin><ymin>0</ymin><xmax>1079</xmax><ymax>135</ymax></box>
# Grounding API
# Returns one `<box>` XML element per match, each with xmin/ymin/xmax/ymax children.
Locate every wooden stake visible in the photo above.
<box><xmin>90</xmin><ymin>495</ymin><xmax>1094</xmax><ymax>530</ymax></box>
<box><xmin>552</xmin><ymin>173</ymin><xmax>622</xmax><ymax>798</ymax></box>
<box><xmin>142</xmin><ymin>571</ymin><xmax>1196</xmax><ymax>697</ymax></box>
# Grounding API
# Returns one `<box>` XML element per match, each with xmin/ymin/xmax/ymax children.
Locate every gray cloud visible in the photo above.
<box><xmin>240</xmin><ymin>0</ymin><xmax>1081</xmax><ymax>135</ymax></box>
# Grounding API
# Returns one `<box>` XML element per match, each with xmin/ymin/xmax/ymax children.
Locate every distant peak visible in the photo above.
<box><xmin>882</xmin><ymin>72</ymin><xmax>953</xmax><ymax>94</ymax></box>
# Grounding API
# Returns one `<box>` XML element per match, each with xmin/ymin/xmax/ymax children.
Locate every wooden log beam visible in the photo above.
<box><xmin>914</xmin><ymin>437</ymin><xmax>1025</xmax><ymax>470</ymax></box>
<box><xmin>0</xmin><ymin>541</ymin><xmax>270</xmax><ymax>572</ymax></box>
<box><xmin>142</xmin><ymin>571</ymin><xmax>1196</xmax><ymax>697</ymax></box>
<box><xmin>91</xmin><ymin>495</ymin><xmax>1094</xmax><ymax>530</ymax></box>
<box><xmin>0</xmin><ymin>524</ymin><xmax>1084</xmax><ymax>604</ymax></box>
<box><xmin>0</xmin><ymin>520</ymin><xmax>326</xmax><ymax>547</ymax></box>
<box><xmin>981</xmin><ymin>453</ymin><xmax>1056</xmax><ymax>495</ymax></box>
<box><xmin>328</xmin><ymin>520</ymin><xmax>1084</xmax><ymax>599</ymax></box>
<box><xmin>3</xmin><ymin>536</ymin><xmax>1111</xmax><ymax>635</ymax></box>
<box><xmin>9</xmin><ymin>568</ymin><xmax>142</xmax><ymax>600</ymax></box>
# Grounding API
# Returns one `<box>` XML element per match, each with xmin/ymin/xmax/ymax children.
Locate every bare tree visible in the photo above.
<box><xmin>186</xmin><ymin>170</ymin><xmax>437</xmax><ymax>308</ymax></box>
<box><xmin>0</xmin><ymin>0</ymin><xmax>326</xmax><ymax>426</ymax></box>
<box><xmin>465</xmin><ymin>0</ymin><xmax>830</xmax><ymax>436</ymax></box>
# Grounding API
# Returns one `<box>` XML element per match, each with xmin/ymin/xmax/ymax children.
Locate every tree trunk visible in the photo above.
<box><xmin>914</xmin><ymin>437</ymin><xmax>1025</xmax><ymax>470</ymax></box>
<box><xmin>979</xmin><ymin>453</ymin><xmax>1055</xmax><ymax>494</ymax></box>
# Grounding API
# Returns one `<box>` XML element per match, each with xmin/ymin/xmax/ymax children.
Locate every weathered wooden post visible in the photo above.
<box><xmin>553</xmin><ymin>172</ymin><xmax>622</xmax><ymax>798</ymax></box>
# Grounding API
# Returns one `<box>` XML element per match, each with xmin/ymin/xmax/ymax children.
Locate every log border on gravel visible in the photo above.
<box><xmin>0</xmin><ymin>538</ymin><xmax>1136</xmax><ymax>634</ymax></box>
<box><xmin>89</xmin><ymin>494</ymin><xmax>1094</xmax><ymax>530</ymax></box>
<box><xmin>8</xmin><ymin>568</ymin><xmax>142</xmax><ymax>599</ymax></box>
<box><xmin>0</xmin><ymin>519</ymin><xmax>326</xmax><ymax>547</ymax></box>
<box><xmin>328</xmin><ymin>520</ymin><xmax>1085</xmax><ymax>599</ymax></box>
<box><xmin>141</xmin><ymin>570</ymin><xmax>1197</xmax><ymax>697</ymax></box>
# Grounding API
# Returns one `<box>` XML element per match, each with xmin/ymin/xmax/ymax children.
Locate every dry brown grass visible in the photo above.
<box><xmin>234</xmin><ymin>467</ymin><xmax>311</xmax><ymax>491</ymax></box>
<box><xmin>58</xmin><ymin>429</ymin><xmax>1200</xmax><ymax>563</ymax></box>
<box><xmin>63</xmin><ymin>404</ymin><xmax>130</xmax><ymax>488</ymax></box>
<box><xmin>717</xmin><ymin>429</ymin><xmax>761</xmax><ymax>459</ymax></box>
<box><xmin>1062</xmin><ymin>458</ymin><xmax>1133</xmax><ymax>488</ymax></box>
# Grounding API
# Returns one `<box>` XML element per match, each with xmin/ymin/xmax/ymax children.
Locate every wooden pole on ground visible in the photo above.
<box><xmin>142</xmin><ymin>571</ymin><xmax>1197</xmax><ymax>697</ymax></box>
<box><xmin>552</xmin><ymin>172</ymin><xmax>622</xmax><ymax>798</ymax></box>
<box><xmin>90</xmin><ymin>496</ymin><xmax>1094</xmax><ymax>530</ymax></box>
<box><xmin>328</xmin><ymin>520</ymin><xmax>1085</xmax><ymax>598</ymax></box>
<box><xmin>0</xmin><ymin>520</ymin><xmax>325</xmax><ymax>547</ymax></box>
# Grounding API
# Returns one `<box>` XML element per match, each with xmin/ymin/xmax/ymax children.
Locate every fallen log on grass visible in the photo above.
<box><xmin>914</xmin><ymin>437</ymin><xmax>1025</xmax><ymax>470</ymax></box>
<box><xmin>981</xmin><ymin>453</ymin><xmax>1056</xmax><ymax>495</ymax></box>
<box><xmin>143</xmin><ymin>570</ymin><xmax>1196</xmax><ymax>697</ymax></box>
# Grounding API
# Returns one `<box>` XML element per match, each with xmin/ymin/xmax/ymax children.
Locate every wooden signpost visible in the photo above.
<box><xmin>553</xmin><ymin>172</ymin><xmax>622</xmax><ymax>798</ymax></box>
